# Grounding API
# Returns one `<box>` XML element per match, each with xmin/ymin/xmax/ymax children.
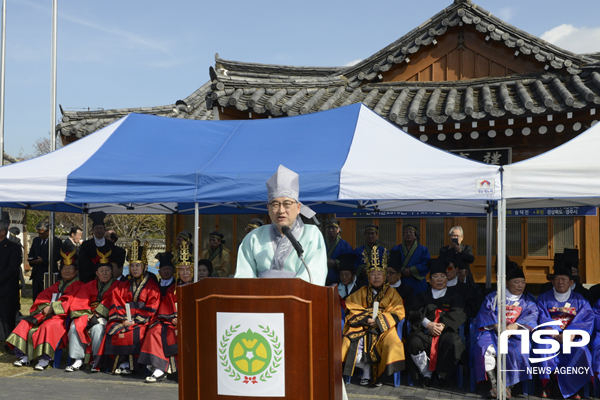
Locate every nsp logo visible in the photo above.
<box><xmin>499</xmin><ymin>320</ymin><xmax>590</xmax><ymax>364</ymax></box>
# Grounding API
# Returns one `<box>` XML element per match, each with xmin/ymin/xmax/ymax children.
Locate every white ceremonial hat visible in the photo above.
<box><xmin>266</xmin><ymin>165</ymin><xmax>316</xmax><ymax>219</ymax></box>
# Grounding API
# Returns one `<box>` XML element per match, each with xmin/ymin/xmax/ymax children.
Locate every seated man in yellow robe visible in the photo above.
<box><xmin>342</xmin><ymin>247</ymin><xmax>405</xmax><ymax>386</ymax></box>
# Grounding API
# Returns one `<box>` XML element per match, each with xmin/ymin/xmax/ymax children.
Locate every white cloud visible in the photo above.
<box><xmin>344</xmin><ymin>59</ymin><xmax>362</xmax><ymax>66</ymax></box>
<box><xmin>541</xmin><ymin>24</ymin><xmax>600</xmax><ymax>54</ymax></box>
<box><xmin>18</xmin><ymin>0</ymin><xmax>171</xmax><ymax>54</ymax></box>
<box><xmin>496</xmin><ymin>7</ymin><xmax>514</xmax><ymax>22</ymax></box>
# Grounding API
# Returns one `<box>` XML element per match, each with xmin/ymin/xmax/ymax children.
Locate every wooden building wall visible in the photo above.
<box><xmin>381</xmin><ymin>26</ymin><xmax>541</xmax><ymax>83</ymax></box>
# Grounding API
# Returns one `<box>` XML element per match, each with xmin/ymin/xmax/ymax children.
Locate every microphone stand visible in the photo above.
<box><xmin>298</xmin><ymin>254</ymin><xmax>312</xmax><ymax>284</ymax></box>
<box><xmin>281</xmin><ymin>226</ymin><xmax>313</xmax><ymax>284</ymax></box>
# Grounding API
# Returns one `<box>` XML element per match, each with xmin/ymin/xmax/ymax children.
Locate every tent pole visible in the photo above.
<box><xmin>496</xmin><ymin>198</ymin><xmax>507</xmax><ymax>400</ymax></box>
<box><xmin>0</xmin><ymin>0</ymin><xmax>6</xmax><ymax>169</ymax></box>
<box><xmin>194</xmin><ymin>203</ymin><xmax>199</xmax><ymax>282</ymax></box>
<box><xmin>486</xmin><ymin>202</ymin><xmax>492</xmax><ymax>289</ymax></box>
<box><xmin>82</xmin><ymin>208</ymin><xmax>87</xmax><ymax>241</ymax></box>
<box><xmin>46</xmin><ymin>212</ymin><xmax>55</xmax><ymax>289</ymax></box>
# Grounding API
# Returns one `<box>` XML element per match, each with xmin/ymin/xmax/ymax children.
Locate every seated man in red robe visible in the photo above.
<box><xmin>138</xmin><ymin>242</ymin><xmax>191</xmax><ymax>382</ymax></box>
<box><xmin>65</xmin><ymin>249</ymin><xmax>121</xmax><ymax>372</ymax></box>
<box><xmin>7</xmin><ymin>245</ymin><xmax>83</xmax><ymax>370</ymax></box>
<box><xmin>98</xmin><ymin>239</ymin><xmax>160</xmax><ymax>374</ymax></box>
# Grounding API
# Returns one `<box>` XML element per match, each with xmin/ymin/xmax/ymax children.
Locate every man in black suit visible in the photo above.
<box><xmin>0</xmin><ymin>220</ymin><xmax>22</xmax><ymax>339</ymax></box>
<box><xmin>439</xmin><ymin>226</ymin><xmax>475</xmax><ymax>273</ymax></box>
<box><xmin>78</xmin><ymin>212</ymin><xmax>114</xmax><ymax>283</ymax></box>
<box><xmin>28</xmin><ymin>221</ymin><xmax>62</xmax><ymax>301</ymax></box>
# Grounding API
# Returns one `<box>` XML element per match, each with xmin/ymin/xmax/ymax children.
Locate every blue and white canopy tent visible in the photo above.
<box><xmin>0</xmin><ymin>103</ymin><xmax>501</xmax><ymax>214</ymax></box>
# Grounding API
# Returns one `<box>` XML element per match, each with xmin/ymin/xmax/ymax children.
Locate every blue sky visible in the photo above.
<box><xmin>4</xmin><ymin>0</ymin><xmax>600</xmax><ymax>156</ymax></box>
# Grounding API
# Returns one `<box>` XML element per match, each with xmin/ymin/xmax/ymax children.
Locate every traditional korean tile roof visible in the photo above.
<box><xmin>210</xmin><ymin>64</ymin><xmax>600</xmax><ymax>125</ymax></box>
<box><xmin>58</xmin><ymin>81</ymin><xmax>214</xmax><ymax>139</ymax></box>
<box><xmin>205</xmin><ymin>0</ymin><xmax>600</xmax><ymax>127</ymax></box>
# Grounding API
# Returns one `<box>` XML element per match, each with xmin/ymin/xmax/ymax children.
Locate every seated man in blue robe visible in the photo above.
<box><xmin>324</xmin><ymin>219</ymin><xmax>353</xmax><ymax>285</ymax></box>
<box><xmin>354</xmin><ymin>225</ymin><xmax>387</xmax><ymax>286</ymax></box>
<box><xmin>536</xmin><ymin>266</ymin><xmax>593</xmax><ymax>400</ymax></box>
<box><xmin>390</xmin><ymin>225</ymin><xmax>431</xmax><ymax>294</ymax></box>
<box><xmin>473</xmin><ymin>262</ymin><xmax>538</xmax><ymax>398</ymax></box>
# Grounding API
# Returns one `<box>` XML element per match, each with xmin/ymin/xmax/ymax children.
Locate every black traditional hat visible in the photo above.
<box><xmin>89</xmin><ymin>211</ymin><xmax>107</xmax><ymax>227</ymax></box>
<box><xmin>246</xmin><ymin>218</ymin><xmax>264</xmax><ymax>231</ymax></box>
<box><xmin>429</xmin><ymin>257</ymin><xmax>449</xmax><ymax>276</ymax></box>
<box><xmin>177</xmin><ymin>230</ymin><xmax>192</xmax><ymax>242</ymax></box>
<box><xmin>327</xmin><ymin>219</ymin><xmax>341</xmax><ymax>229</ymax></box>
<box><xmin>156</xmin><ymin>251</ymin><xmax>175</xmax><ymax>268</ymax></box>
<box><xmin>506</xmin><ymin>261</ymin><xmax>525</xmax><ymax>281</ymax></box>
<box><xmin>548</xmin><ymin>266</ymin><xmax>573</xmax><ymax>281</ymax></box>
<box><xmin>337</xmin><ymin>253</ymin><xmax>357</xmax><ymax>274</ymax></box>
<box><xmin>209</xmin><ymin>231</ymin><xmax>224</xmax><ymax>243</ymax></box>
<box><xmin>364</xmin><ymin>224</ymin><xmax>378</xmax><ymax>233</ymax></box>
<box><xmin>554</xmin><ymin>253</ymin><xmax>565</xmax><ymax>268</ymax></box>
<box><xmin>403</xmin><ymin>224</ymin><xmax>418</xmax><ymax>233</ymax></box>
<box><xmin>60</xmin><ymin>240</ymin><xmax>78</xmax><ymax>269</ymax></box>
<box><xmin>9</xmin><ymin>226</ymin><xmax>20</xmax><ymax>235</ymax></box>
<box><xmin>564</xmin><ymin>248</ymin><xmax>579</xmax><ymax>270</ymax></box>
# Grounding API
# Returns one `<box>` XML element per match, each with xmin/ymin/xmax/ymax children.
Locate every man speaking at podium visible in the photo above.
<box><xmin>235</xmin><ymin>165</ymin><xmax>327</xmax><ymax>285</ymax></box>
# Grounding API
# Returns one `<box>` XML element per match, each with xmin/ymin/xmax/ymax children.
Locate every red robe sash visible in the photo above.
<box><xmin>429</xmin><ymin>308</ymin><xmax>443</xmax><ymax>371</ymax></box>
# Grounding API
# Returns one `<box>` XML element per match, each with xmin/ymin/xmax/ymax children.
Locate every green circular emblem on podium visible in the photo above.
<box><xmin>229</xmin><ymin>329</ymin><xmax>272</xmax><ymax>376</ymax></box>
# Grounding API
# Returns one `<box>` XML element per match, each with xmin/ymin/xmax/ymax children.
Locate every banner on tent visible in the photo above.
<box><xmin>337</xmin><ymin>206</ymin><xmax>597</xmax><ymax>219</ymax></box>
<box><xmin>505</xmin><ymin>206</ymin><xmax>597</xmax><ymax>217</ymax></box>
<box><xmin>450</xmin><ymin>147</ymin><xmax>512</xmax><ymax>165</ymax></box>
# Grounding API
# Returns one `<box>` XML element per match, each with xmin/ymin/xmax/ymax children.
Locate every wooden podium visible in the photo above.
<box><xmin>178</xmin><ymin>278</ymin><xmax>343</xmax><ymax>399</ymax></box>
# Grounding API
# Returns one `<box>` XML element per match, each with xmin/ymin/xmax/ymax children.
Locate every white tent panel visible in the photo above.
<box><xmin>339</xmin><ymin>106</ymin><xmax>501</xmax><ymax>202</ymax></box>
<box><xmin>503</xmin><ymin>122</ymin><xmax>600</xmax><ymax>202</ymax></box>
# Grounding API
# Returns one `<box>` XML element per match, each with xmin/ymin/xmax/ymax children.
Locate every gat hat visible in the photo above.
<box><xmin>246</xmin><ymin>218</ymin><xmax>264</xmax><ymax>231</ymax></box>
<box><xmin>363</xmin><ymin>246</ymin><xmax>387</xmax><ymax>274</ymax></box>
<box><xmin>89</xmin><ymin>211</ymin><xmax>107</xmax><ymax>227</ymax></box>
<box><xmin>266</xmin><ymin>165</ymin><xmax>315</xmax><ymax>219</ymax></box>
<box><xmin>506</xmin><ymin>261</ymin><xmax>525</xmax><ymax>281</ymax></box>
<box><xmin>177</xmin><ymin>230</ymin><xmax>192</xmax><ymax>242</ymax></box>
<box><xmin>9</xmin><ymin>226</ymin><xmax>20</xmax><ymax>235</ymax></box>
<box><xmin>364</xmin><ymin>224</ymin><xmax>378</xmax><ymax>233</ymax></box>
<box><xmin>548</xmin><ymin>266</ymin><xmax>573</xmax><ymax>281</ymax></box>
<box><xmin>156</xmin><ymin>252</ymin><xmax>174</xmax><ymax>268</ymax></box>
<box><xmin>338</xmin><ymin>253</ymin><xmax>357</xmax><ymax>274</ymax></box>
<box><xmin>127</xmin><ymin>239</ymin><xmax>149</xmax><ymax>265</ymax></box>
<box><xmin>429</xmin><ymin>257</ymin><xmax>449</xmax><ymax>276</ymax></box>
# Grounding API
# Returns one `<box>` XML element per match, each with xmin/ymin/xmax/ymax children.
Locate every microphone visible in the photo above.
<box><xmin>281</xmin><ymin>226</ymin><xmax>303</xmax><ymax>257</ymax></box>
<box><xmin>281</xmin><ymin>226</ymin><xmax>312</xmax><ymax>283</ymax></box>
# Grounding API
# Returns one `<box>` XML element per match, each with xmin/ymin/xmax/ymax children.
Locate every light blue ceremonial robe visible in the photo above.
<box><xmin>235</xmin><ymin>224</ymin><xmax>327</xmax><ymax>286</ymax></box>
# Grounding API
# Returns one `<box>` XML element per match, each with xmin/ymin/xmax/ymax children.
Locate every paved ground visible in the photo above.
<box><xmin>1</xmin><ymin>361</ymin><xmax>597</xmax><ymax>400</ymax></box>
